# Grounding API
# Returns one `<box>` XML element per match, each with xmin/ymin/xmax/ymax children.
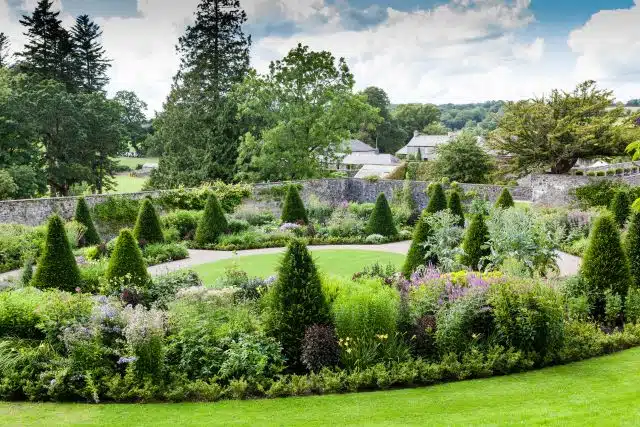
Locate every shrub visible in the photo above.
<box><xmin>142</xmin><ymin>243</ymin><xmax>189</xmax><ymax>266</ymax></box>
<box><xmin>604</xmin><ymin>289</ymin><xmax>623</xmax><ymax>327</ymax></box>
<box><xmin>461</xmin><ymin>214</ymin><xmax>490</xmax><ymax>271</ymax></box>
<box><xmin>495</xmin><ymin>188</ymin><xmax>514</xmax><ymax>209</ymax></box>
<box><xmin>233</xmin><ymin>205</ymin><xmax>275</xmax><ymax>227</ymax></box>
<box><xmin>133</xmin><ymin>199</ymin><xmax>164</xmax><ymax>244</ymax></box>
<box><xmin>0</xmin><ymin>288</ymin><xmax>46</xmax><ymax>339</ymax></box>
<box><xmin>306</xmin><ymin>195</ymin><xmax>333</xmax><ymax>224</ymax></box>
<box><xmin>105</xmin><ymin>229</ymin><xmax>150</xmax><ymax>289</ymax></box>
<box><xmin>424</xmin><ymin>210</ymin><xmax>465</xmax><ymax>273</ymax></box>
<box><xmin>610</xmin><ymin>191</ymin><xmax>630</xmax><ymax>227</ymax></box>
<box><xmin>266</xmin><ymin>240</ymin><xmax>330</xmax><ymax>370</ymax></box>
<box><xmin>327</xmin><ymin>209</ymin><xmax>365</xmax><ymax>238</ymax></box>
<box><xmin>154</xmin><ymin>182</ymin><xmax>252</xmax><ymax>212</ymax></box>
<box><xmin>31</xmin><ymin>215</ymin><xmax>82</xmax><ymax>292</ymax></box>
<box><xmin>402</xmin><ymin>212</ymin><xmax>434</xmax><ymax>277</ymax></box>
<box><xmin>162</xmin><ymin>210</ymin><xmax>201</xmax><ymax>241</ymax></box>
<box><xmin>92</xmin><ymin>196</ymin><xmax>140</xmax><ymax>230</ymax></box>
<box><xmin>365</xmin><ymin>234</ymin><xmax>386</xmax><ymax>244</ymax></box>
<box><xmin>447</xmin><ymin>191</ymin><xmax>465</xmax><ymax>227</ymax></box>
<box><xmin>426</xmin><ymin>183</ymin><xmax>447</xmax><ymax>214</ymax></box>
<box><xmin>366</xmin><ymin>194</ymin><xmax>397</xmax><ymax>237</ymax></box>
<box><xmin>20</xmin><ymin>257</ymin><xmax>34</xmax><ymax>286</ymax></box>
<box><xmin>301</xmin><ymin>325</ymin><xmax>340</xmax><ymax>372</ymax></box>
<box><xmin>74</xmin><ymin>197</ymin><xmax>101</xmax><ymax>246</ymax></box>
<box><xmin>281</xmin><ymin>186</ymin><xmax>308</xmax><ymax>225</ymax></box>
<box><xmin>226</xmin><ymin>218</ymin><xmax>250</xmax><ymax>234</ymax></box>
<box><xmin>435</xmin><ymin>291</ymin><xmax>492</xmax><ymax>355</ymax></box>
<box><xmin>626</xmin><ymin>288</ymin><xmax>640</xmax><ymax>324</ymax></box>
<box><xmin>195</xmin><ymin>194</ymin><xmax>228</xmax><ymax>246</ymax></box>
<box><xmin>581</xmin><ymin>214</ymin><xmax>631</xmax><ymax>318</ymax></box>
<box><xmin>626</xmin><ymin>212</ymin><xmax>640</xmax><ymax>288</ymax></box>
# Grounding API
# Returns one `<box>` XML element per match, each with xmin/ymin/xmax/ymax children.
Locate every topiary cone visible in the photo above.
<box><xmin>461</xmin><ymin>214</ymin><xmax>490</xmax><ymax>271</ymax></box>
<box><xmin>366</xmin><ymin>193</ymin><xmax>398</xmax><ymax>236</ymax></box>
<box><xmin>281</xmin><ymin>185</ymin><xmax>308</xmax><ymax>224</ymax></box>
<box><xmin>74</xmin><ymin>197</ymin><xmax>101</xmax><ymax>246</ymax></box>
<box><xmin>106</xmin><ymin>229</ymin><xmax>149</xmax><ymax>288</ymax></box>
<box><xmin>133</xmin><ymin>198</ymin><xmax>164</xmax><ymax>244</ymax></box>
<box><xmin>426</xmin><ymin>183</ymin><xmax>447</xmax><ymax>214</ymax></box>
<box><xmin>402</xmin><ymin>211</ymin><xmax>434</xmax><ymax>277</ymax></box>
<box><xmin>495</xmin><ymin>188</ymin><xmax>514</xmax><ymax>209</ymax></box>
<box><xmin>195</xmin><ymin>193</ymin><xmax>229</xmax><ymax>245</ymax></box>
<box><xmin>581</xmin><ymin>213</ymin><xmax>631</xmax><ymax>319</ymax></box>
<box><xmin>625</xmin><ymin>211</ymin><xmax>640</xmax><ymax>288</ymax></box>
<box><xmin>610</xmin><ymin>191</ymin><xmax>630</xmax><ymax>227</ymax></box>
<box><xmin>447</xmin><ymin>191</ymin><xmax>465</xmax><ymax>227</ymax></box>
<box><xmin>31</xmin><ymin>214</ymin><xmax>82</xmax><ymax>291</ymax></box>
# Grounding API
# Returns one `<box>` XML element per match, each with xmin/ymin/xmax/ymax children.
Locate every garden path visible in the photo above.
<box><xmin>0</xmin><ymin>242</ymin><xmax>582</xmax><ymax>285</ymax></box>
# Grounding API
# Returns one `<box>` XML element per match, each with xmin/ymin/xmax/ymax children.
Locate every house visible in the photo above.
<box><xmin>354</xmin><ymin>164</ymin><xmax>400</xmax><ymax>179</ymax></box>
<box><xmin>339</xmin><ymin>139</ymin><xmax>378</xmax><ymax>154</ymax></box>
<box><xmin>395</xmin><ymin>131</ymin><xmax>458</xmax><ymax>160</ymax></box>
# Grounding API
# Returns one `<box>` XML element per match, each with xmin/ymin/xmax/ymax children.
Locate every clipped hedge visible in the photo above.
<box><xmin>447</xmin><ymin>191</ymin><xmax>465</xmax><ymax>227</ymax></box>
<box><xmin>105</xmin><ymin>229</ymin><xmax>149</xmax><ymax>288</ymax></box>
<box><xmin>402</xmin><ymin>211</ymin><xmax>433</xmax><ymax>277</ymax></box>
<box><xmin>426</xmin><ymin>183</ymin><xmax>447</xmax><ymax>214</ymax></box>
<box><xmin>495</xmin><ymin>188</ymin><xmax>514</xmax><ymax>209</ymax></box>
<box><xmin>461</xmin><ymin>214</ymin><xmax>490</xmax><ymax>271</ymax></box>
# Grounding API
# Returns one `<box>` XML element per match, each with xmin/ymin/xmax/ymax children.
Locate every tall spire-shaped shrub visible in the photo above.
<box><xmin>366</xmin><ymin>193</ymin><xmax>397</xmax><ymax>236</ymax></box>
<box><xmin>402</xmin><ymin>211</ymin><xmax>434</xmax><ymax>277</ymax></box>
<box><xmin>447</xmin><ymin>191</ymin><xmax>465</xmax><ymax>227</ymax></box>
<box><xmin>281</xmin><ymin>185</ymin><xmax>308</xmax><ymax>224</ymax></box>
<box><xmin>426</xmin><ymin>183</ymin><xmax>447</xmax><ymax>214</ymax></box>
<box><xmin>74</xmin><ymin>197</ymin><xmax>101</xmax><ymax>246</ymax></box>
<box><xmin>495</xmin><ymin>188</ymin><xmax>514</xmax><ymax>209</ymax></box>
<box><xmin>133</xmin><ymin>199</ymin><xmax>164</xmax><ymax>244</ymax></box>
<box><xmin>461</xmin><ymin>214</ymin><xmax>490</xmax><ymax>271</ymax></box>
<box><xmin>195</xmin><ymin>193</ymin><xmax>228</xmax><ymax>245</ymax></box>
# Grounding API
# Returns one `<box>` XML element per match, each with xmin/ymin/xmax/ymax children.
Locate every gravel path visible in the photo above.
<box><xmin>0</xmin><ymin>242</ymin><xmax>582</xmax><ymax>284</ymax></box>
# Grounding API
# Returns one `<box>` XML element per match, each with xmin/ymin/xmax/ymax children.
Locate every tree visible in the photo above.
<box><xmin>133</xmin><ymin>199</ymin><xmax>164</xmax><ymax>244</ymax></box>
<box><xmin>581</xmin><ymin>214</ymin><xmax>631</xmax><ymax>318</ymax></box>
<box><xmin>0</xmin><ymin>170</ymin><xmax>17</xmax><ymax>200</ymax></box>
<box><xmin>358</xmin><ymin>86</ymin><xmax>407</xmax><ymax>154</ymax></box>
<box><xmin>610</xmin><ymin>191</ymin><xmax>630</xmax><ymax>227</ymax></box>
<box><xmin>495</xmin><ymin>188</ymin><xmax>515</xmax><ymax>209</ymax></box>
<box><xmin>195</xmin><ymin>193</ymin><xmax>228</xmax><ymax>245</ymax></box>
<box><xmin>105</xmin><ymin>229</ymin><xmax>150</xmax><ymax>288</ymax></box>
<box><xmin>402</xmin><ymin>211</ymin><xmax>434</xmax><ymax>277</ymax></box>
<box><xmin>150</xmin><ymin>0</ymin><xmax>251</xmax><ymax>188</ymax></box>
<box><xmin>0</xmin><ymin>33</ymin><xmax>10</xmax><ymax>67</ymax></box>
<box><xmin>74</xmin><ymin>197</ymin><xmax>100</xmax><ymax>246</ymax></box>
<box><xmin>31</xmin><ymin>214</ymin><xmax>82</xmax><ymax>291</ymax></box>
<box><xmin>281</xmin><ymin>186</ymin><xmax>308</xmax><ymax>224</ymax></box>
<box><xmin>266</xmin><ymin>240</ymin><xmax>330</xmax><ymax>371</ymax></box>
<box><xmin>422</xmin><ymin>122</ymin><xmax>450</xmax><ymax>135</ymax></box>
<box><xmin>625</xmin><ymin>212</ymin><xmax>640</xmax><ymax>289</ymax></box>
<box><xmin>488</xmin><ymin>81</ymin><xmax>629</xmax><ymax>174</ymax></box>
<box><xmin>113</xmin><ymin>90</ymin><xmax>149</xmax><ymax>152</ymax></box>
<box><xmin>447</xmin><ymin>191</ymin><xmax>465</xmax><ymax>227</ymax></box>
<box><xmin>234</xmin><ymin>44</ymin><xmax>380</xmax><ymax>182</ymax></box>
<box><xmin>19</xmin><ymin>0</ymin><xmax>75</xmax><ymax>89</ymax></box>
<box><xmin>426</xmin><ymin>183</ymin><xmax>447</xmax><ymax>214</ymax></box>
<box><xmin>366</xmin><ymin>193</ymin><xmax>397</xmax><ymax>236</ymax></box>
<box><xmin>432</xmin><ymin>132</ymin><xmax>494</xmax><ymax>183</ymax></box>
<box><xmin>71</xmin><ymin>15</ymin><xmax>110</xmax><ymax>93</ymax></box>
<box><xmin>461</xmin><ymin>214</ymin><xmax>490</xmax><ymax>270</ymax></box>
<box><xmin>392</xmin><ymin>103</ymin><xmax>441</xmax><ymax>139</ymax></box>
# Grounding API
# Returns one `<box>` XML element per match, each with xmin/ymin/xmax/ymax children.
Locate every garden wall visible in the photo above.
<box><xmin>0</xmin><ymin>179</ymin><xmax>533</xmax><ymax>226</ymax></box>
<box><xmin>529</xmin><ymin>174</ymin><xmax>640</xmax><ymax>207</ymax></box>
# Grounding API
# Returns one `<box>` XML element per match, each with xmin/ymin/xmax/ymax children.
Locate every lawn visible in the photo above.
<box><xmin>115</xmin><ymin>156</ymin><xmax>159</xmax><ymax>169</ymax></box>
<box><xmin>2</xmin><ymin>347</ymin><xmax>639</xmax><ymax>426</ymax></box>
<box><xmin>192</xmin><ymin>249</ymin><xmax>406</xmax><ymax>286</ymax></box>
<box><xmin>108</xmin><ymin>174</ymin><xmax>148</xmax><ymax>194</ymax></box>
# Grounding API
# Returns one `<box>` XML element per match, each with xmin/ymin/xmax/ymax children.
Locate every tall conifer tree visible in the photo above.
<box><xmin>71</xmin><ymin>15</ymin><xmax>110</xmax><ymax>92</ymax></box>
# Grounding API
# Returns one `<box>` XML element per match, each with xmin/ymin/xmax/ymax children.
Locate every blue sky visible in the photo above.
<box><xmin>2</xmin><ymin>0</ymin><xmax>639</xmax><ymax>113</ymax></box>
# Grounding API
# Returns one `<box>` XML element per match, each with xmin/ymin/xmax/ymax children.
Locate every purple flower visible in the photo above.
<box><xmin>279</xmin><ymin>223</ymin><xmax>301</xmax><ymax>232</ymax></box>
<box><xmin>117</xmin><ymin>356</ymin><xmax>138</xmax><ymax>365</ymax></box>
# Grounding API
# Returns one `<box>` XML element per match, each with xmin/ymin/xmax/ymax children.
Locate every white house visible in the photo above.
<box><xmin>396</xmin><ymin>131</ymin><xmax>458</xmax><ymax>160</ymax></box>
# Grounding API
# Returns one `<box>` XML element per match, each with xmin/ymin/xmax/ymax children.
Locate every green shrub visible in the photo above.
<box><xmin>162</xmin><ymin>210</ymin><xmax>202</xmax><ymax>241</ymax></box>
<box><xmin>195</xmin><ymin>194</ymin><xmax>228</xmax><ymax>246</ymax></box>
<box><xmin>105</xmin><ymin>229</ymin><xmax>150</xmax><ymax>289</ymax></box>
<box><xmin>142</xmin><ymin>243</ymin><xmax>189</xmax><ymax>266</ymax></box>
<box><xmin>80</xmin><ymin>260</ymin><xmax>108</xmax><ymax>293</ymax></box>
<box><xmin>366</xmin><ymin>194</ymin><xmax>397</xmax><ymax>237</ymax></box>
<box><xmin>604</xmin><ymin>289</ymin><xmax>623</xmax><ymax>327</ymax></box>
<box><xmin>447</xmin><ymin>191</ymin><xmax>465</xmax><ymax>227</ymax></box>
<box><xmin>155</xmin><ymin>182</ymin><xmax>252</xmax><ymax>212</ymax></box>
<box><xmin>610</xmin><ymin>191</ymin><xmax>630</xmax><ymax>227</ymax></box>
<box><xmin>266</xmin><ymin>240</ymin><xmax>330</xmax><ymax>371</ymax></box>
<box><xmin>92</xmin><ymin>196</ymin><xmax>140</xmax><ymax>229</ymax></box>
<box><xmin>133</xmin><ymin>199</ymin><xmax>164</xmax><ymax>244</ymax></box>
<box><xmin>31</xmin><ymin>215</ymin><xmax>82</xmax><ymax>291</ymax></box>
<box><xmin>426</xmin><ymin>183</ymin><xmax>447</xmax><ymax>214</ymax></box>
<box><xmin>572</xmin><ymin>180</ymin><xmax>640</xmax><ymax>209</ymax></box>
<box><xmin>495</xmin><ymin>188</ymin><xmax>514</xmax><ymax>209</ymax></box>
<box><xmin>435</xmin><ymin>291</ymin><xmax>492</xmax><ymax>355</ymax></box>
<box><xmin>0</xmin><ymin>225</ymin><xmax>45</xmax><ymax>274</ymax></box>
<box><xmin>626</xmin><ymin>212</ymin><xmax>640</xmax><ymax>288</ymax></box>
<box><xmin>281</xmin><ymin>186</ymin><xmax>308</xmax><ymax>225</ymax></box>
<box><xmin>402</xmin><ymin>212</ymin><xmax>433</xmax><ymax>277</ymax></box>
<box><xmin>20</xmin><ymin>257</ymin><xmax>34</xmax><ymax>286</ymax></box>
<box><xmin>581</xmin><ymin>214</ymin><xmax>631</xmax><ymax>318</ymax></box>
<box><xmin>227</xmin><ymin>218</ymin><xmax>250</xmax><ymax>234</ymax></box>
<box><xmin>0</xmin><ymin>288</ymin><xmax>46</xmax><ymax>339</ymax></box>
<box><xmin>74</xmin><ymin>197</ymin><xmax>101</xmax><ymax>246</ymax></box>
<box><xmin>461</xmin><ymin>214</ymin><xmax>490</xmax><ymax>271</ymax></box>
<box><xmin>626</xmin><ymin>288</ymin><xmax>640</xmax><ymax>324</ymax></box>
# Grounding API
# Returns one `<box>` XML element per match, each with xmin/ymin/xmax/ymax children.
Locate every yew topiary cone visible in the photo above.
<box><xmin>105</xmin><ymin>229</ymin><xmax>149</xmax><ymax>288</ymax></box>
<box><xmin>426</xmin><ymin>183</ymin><xmax>447</xmax><ymax>214</ymax></box>
<box><xmin>610</xmin><ymin>190</ymin><xmax>630</xmax><ymax>227</ymax></box>
<box><xmin>366</xmin><ymin>193</ymin><xmax>397</xmax><ymax>237</ymax></box>
<box><xmin>195</xmin><ymin>193</ymin><xmax>228</xmax><ymax>245</ymax></box>
<box><xmin>402</xmin><ymin>211</ymin><xmax>434</xmax><ymax>277</ymax></box>
<box><xmin>461</xmin><ymin>214</ymin><xmax>490</xmax><ymax>271</ymax></box>
<box><xmin>133</xmin><ymin>199</ymin><xmax>164</xmax><ymax>244</ymax></box>
<box><xmin>448</xmin><ymin>191</ymin><xmax>465</xmax><ymax>227</ymax></box>
<box><xmin>281</xmin><ymin>185</ymin><xmax>308</xmax><ymax>224</ymax></box>
<box><xmin>625</xmin><ymin>211</ymin><xmax>640</xmax><ymax>288</ymax></box>
<box><xmin>74</xmin><ymin>197</ymin><xmax>101</xmax><ymax>246</ymax></box>
<box><xmin>495</xmin><ymin>188</ymin><xmax>515</xmax><ymax>209</ymax></box>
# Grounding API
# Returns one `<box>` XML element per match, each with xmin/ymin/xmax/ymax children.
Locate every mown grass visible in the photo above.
<box><xmin>191</xmin><ymin>249</ymin><xmax>406</xmax><ymax>286</ymax></box>
<box><xmin>2</xmin><ymin>347</ymin><xmax>639</xmax><ymax>426</ymax></box>
<box><xmin>108</xmin><ymin>174</ymin><xmax>148</xmax><ymax>194</ymax></box>
<box><xmin>115</xmin><ymin>157</ymin><xmax>159</xmax><ymax>169</ymax></box>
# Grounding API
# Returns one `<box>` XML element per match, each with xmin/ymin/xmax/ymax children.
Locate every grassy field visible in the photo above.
<box><xmin>115</xmin><ymin>156</ymin><xmax>159</xmax><ymax>169</ymax></box>
<box><xmin>1</xmin><ymin>347</ymin><xmax>639</xmax><ymax>426</ymax></box>
<box><xmin>192</xmin><ymin>250</ymin><xmax>406</xmax><ymax>286</ymax></box>
<box><xmin>108</xmin><ymin>174</ymin><xmax>148</xmax><ymax>194</ymax></box>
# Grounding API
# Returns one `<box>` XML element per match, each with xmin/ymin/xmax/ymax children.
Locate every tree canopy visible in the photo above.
<box><xmin>432</xmin><ymin>132</ymin><xmax>494</xmax><ymax>183</ymax></box>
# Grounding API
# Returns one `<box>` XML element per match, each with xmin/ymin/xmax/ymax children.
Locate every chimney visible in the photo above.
<box><xmin>413</xmin><ymin>130</ymin><xmax>419</xmax><ymax>137</ymax></box>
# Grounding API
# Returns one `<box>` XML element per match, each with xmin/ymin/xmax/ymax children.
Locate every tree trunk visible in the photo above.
<box><xmin>550</xmin><ymin>157</ymin><xmax>578</xmax><ymax>174</ymax></box>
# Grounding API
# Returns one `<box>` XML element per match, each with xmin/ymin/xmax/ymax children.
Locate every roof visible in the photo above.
<box><xmin>354</xmin><ymin>164</ymin><xmax>399</xmax><ymax>179</ymax></box>
<box><xmin>406</xmin><ymin>134</ymin><xmax>451</xmax><ymax>148</ymax></box>
<box><xmin>340</xmin><ymin>139</ymin><xmax>377</xmax><ymax>153</ymax></box>
<box><xmin>342</xmin><ymin>153</ymin><xmax>400</xmax><ymax>166</ymax></box>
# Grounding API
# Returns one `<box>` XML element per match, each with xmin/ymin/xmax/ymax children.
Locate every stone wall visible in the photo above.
<box><xmin>0</xmin><ymin>179</ymin><xmax>533</xmax><ymax>226</ymax></box>
<box><xmin>529</xmin><ymin>173</ymin><xmax>640</xmax><ymax>207</ymax></box>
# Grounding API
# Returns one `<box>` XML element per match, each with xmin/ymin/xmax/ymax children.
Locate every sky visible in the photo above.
<box><xmin>2</xmin><ymin>0</ymin><xmax>640</xmax><ymax>115</ymax></box>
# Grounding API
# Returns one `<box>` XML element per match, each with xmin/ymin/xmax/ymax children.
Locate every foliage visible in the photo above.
<box><xmin>301</xmin><ymin>325</ymin><xmax>340</xmax><ymax>372</ymax></box>
<box><xmin>447</xmin><ymin>191</ymin><xmax>465</xmax><ymax>227</ymax></box>
<box><xmin>31</xmin><ymin>215</ymin><xmax>82</xmax><ymax>291</ymax></box>
<box><xmin>581</xmin><ymin>214</ymin><xmax>631</xmax><ymax>318</ymax></box>
<box><xmin>366</xmin><ymin>193</ymin><xmax>397</xmax><ymax>237</ymax></box>
<box><xmin>432</xmin><ymin>132</ymin><xmax>494</xmax><ymax>183</ymax></box>
<box><xmin>0</xmin><ymin>224</ymin><xmax>45</xmax><ymax>273</ymax></box>
<box><xmin>488</xmin><ymin>81</ymin><xmax>631</xmax><ymax>175</ymax></box>
<box><xmin>426</xmin><ymin>183</ymin><xmax>447</xmax><ymax>214</ymax></box>
<box><xmin>610</xmin><ymin>190</ymin><xmax>630</xmax><ymax>227</ymax></box>
<box><xmin>195</xmin><ymin>193</ymin><xmax>229</xmax><ymax>246</ymax></box>
<box><xmin>495</xmin><ymin>188</ymin><xmax>514</xmax><ymax>209</ymax></box>
<box><xmin>142</xmin><ymin>243</ymin><xmax>189</xmax><ymax>266</ymax></box>
<box><xmin>461</xmin><ymin>214</ymin><xmax>490</xmax><ymax>271</ymax></box>
<box><xmin>0</xmin><ymin>170</ymin><xmax>17</xmax><ymax>200</ymax></box>
<box><xmin>572</xmin><ymin>180</ymin><xmax>639</xmax><ymax>209</ymax></box>
<box><xmin>162</xmin><ymin>210</ymin><xmax>201</xmax><ymax>241</ymax></box>
<box><xmin>424</xmin><ymin>210</ymin><xmax>465</xmax><ymax>273</ymax></box>
<box><xmin>266</xmin><ymin>240</ymin><xmax>331</xmax><ymax>370</ymax></box>
<box><xmin>626</xmin><ymin>288</ymin><xmax>640</xmax><ymax>324</ymax></box>
<box><xmin>281</xmin><ymin>185</ymin><xmax>308</xmax><ymax>225</ymax></box>
<box><xmin>105</xmin><ymin>229</ymin><xmax>149</xmax><ymax>290</ymax></box>
<box><xmin>74</xmin><ymin>197</ymin><xmax>101</xmax><ymax>246</ymax></box>
<box><xmin>357</xmin><ymin>87</ymin><xmax>407</xmax><ymax>154</ymax></box>
<box><xmin>625</xmin><ymin>212</ymin><xmax>640</xmax><ymax>289</ymax></box>
<box><xmin>154</xmin><ymin>182</ymin><xmax>252</xmax><ymax>212</ymax></box>
<box><xmin>402</xmin><ymin>212</ymin><xmax>434</xmax><ymax>277</ymax></box>
<box><xmin>392</xmin><ymin>103</ymin><xmax>440</xmax><ymax>138</ymax></box>
<box><xmin>92</xmin><ymin>196</ymin><xmax>140</xmax><ymax>231</ymax></box>
<box><xmin>133</xmin><ymin>199</ymin><xmax>164</xmax><ymax>244</ymax></box>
